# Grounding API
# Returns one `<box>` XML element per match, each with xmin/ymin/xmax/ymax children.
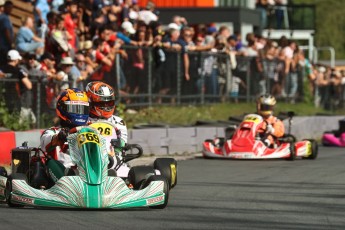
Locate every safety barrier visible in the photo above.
<box><xmin>0</xmin><ymin>115</ymin><xmax>342</xmax><ymax>168</ymax></box>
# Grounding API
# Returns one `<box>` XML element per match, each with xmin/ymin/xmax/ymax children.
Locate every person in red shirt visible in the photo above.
<box><xmin>40</xmin><ymin>52</ymin><xmax>57</xmax><ymax>113</ymax></box>
<box><xmin>257</xmin><ymin>94</ymin><xmax>285</xmax><ymax>147</ymax></box>
<box><xmin>63</xmin><ymin>1</ymin><xmax>78</xmax><ymax>51</ymax></box>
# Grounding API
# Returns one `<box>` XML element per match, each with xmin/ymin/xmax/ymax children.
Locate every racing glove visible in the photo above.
<box><xmin>266</xmin><ymin>124</ymin><xmax>275</xmax><ymax>134</ymax></box>
<box><xmin>57</xmin><ymin>128</ymin><xmax>69</xmax><ymax>143</ymax></box>
<box><xmin>263</xmin><ymin>139</ymin><xmax>271</xmax><ymax>147</ymax></box>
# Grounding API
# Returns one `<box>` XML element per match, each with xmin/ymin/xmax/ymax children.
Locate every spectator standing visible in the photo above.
<box><xmin>244</xmin><ymin>33</ymin><xmax>264</xmax><ymax>97</ymax></box>
<box><xmin>217</xmin><ymin>25</ymin><xmax>231</xmax><ymax>41</ymax></box>
<box><xmin>275</xmin><ymin>0</ymin><xmax>288</xmax><ymax>29</ymax></box>
<box><xmin>82</xmin><ymin>40</ymin><xmax>98</xmax><ymax>71</ymax></box>
<box><xmin>151</xmin><ymin>30</ymin><xmax>166</xmax><ymax>96</ymax></box>
<box><xmin>0</xmin><ymin>50</ymin><xmax>23</xmax><ymax>114</ymax></box>
<box><xmin>56</xmin><ymin>56</ymin><xmax>74</xmax><ymax>91</ymax></box>
<box><xmin>70</xmin><ymin>52</ymin><xmax>91</xmax><ymax>90</ymax></box>
<box><xmin>63</xmin><ymin>1</ymin><xmax>78</xmax><ymax>52</ymax></box>
<box><xmin>1</xmin><ymin>50</ymin><xmax>35</xmax><ymax>125</ymax></box>
<box><xmin>230</xmin><ymin>75</ymin><xmax>246</xmax><ymax>103</ymax></box>
<box><xmin>0</xmin><ymin>0</ymin><xmax>4</xmax><ymax>13</ymax></box>
<box><xmin>282</xmin><ymin>40</ymin><xmax>297</xmax><ymax>98</ymax></box>
<box><xmin>200</xmin><ymin>26</ymin><xmax>218</xmax><ymax>100</ymax></box>
<box><xmin>131</xmin><ymin>30</ymin><xmax>147</xmax><ymax>97</ymax></box>
<box><xmin>181</xmin><ymin>27</ymin><xmax>202</xmax><ymax>101</ymax></box>
<box><xmin>118</xmin><ymin>21</ymin><xmax>138</xmax><ymax>46</ymax></box>
<box><xmin>0</xmin><ymin>1</ymin><xmax>14</xmax><ymax>64</ymax></box>
<box><xmin>51</xmin><ymin>15</ymin><xmax>72</xmax><ymax>63</ymax></box>
<box><xmin>40</xmin><ymin>52</ymin><xmax>57</xmax><ymax>113</ymax></box>
<box><xmin>138</xmin><ymin>1</ymin><xmax>158</xmax><ymax>26</ymax></box>
<box><xmin>34</xmin><ymin>0</ymin><xmax>50</xmax><ymax>39</ymax></box>
<box><xmin>15</xmin><ymin>16</ymin><xmax>45</xmax><ymax>57</ymax></box>
<box><xmin>161</xmin><ymin>25</ymin><xmax>186</xmax><ymax>104</ymax></box>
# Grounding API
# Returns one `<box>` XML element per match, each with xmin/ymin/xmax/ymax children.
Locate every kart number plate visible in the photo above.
<box><xmin>244</xmin><ymin>115</ymin><xmax>260</xmax><ymax>123</ymax></box>
<box><xmin>89</xmin><ymin>123</ymin><xmax>113</xmax><ymax>136</ymax></box>
<box><xmin>77</xmin><ymin>132</ymin><xmax>100</xmax><ymax>147</ymax></box>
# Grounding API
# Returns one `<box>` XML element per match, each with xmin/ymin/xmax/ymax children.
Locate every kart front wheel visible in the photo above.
<box><xmin>142</xmin><ymin>175</ymin><xmax>169</xmax><ymax>209</ymax></box>
<box><xmin>5</xmin><ymin>173</ymin><xmax>28</xmax><ymax>208</ymax></box>
<box><xmin>154</xmin><ymin>158</ymin><xmax>177</xmax><ymax>189</ymax></box>
<box><xmin>304</xmin><ymin>139</ymin><xmax>318</xmax><ymax>160</ymax></box>
<box><xmin>128</xmin><ymin>166</ymin><xmax>156</xmax><ymax>190</ymax></box>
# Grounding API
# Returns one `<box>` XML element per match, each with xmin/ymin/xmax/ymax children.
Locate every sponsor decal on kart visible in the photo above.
<box><xmin>12</xmin><ymin>194</ymin><xmax>34</xmax><ymax>204</ymax></box>
<box><xmin>146</xmin><ymin>195</ymin><xmax>164</xmax><ymax>205</ymax></box>
<box><xmin>229</xmin><ymin>153</ymin><xmax>254</xmax><ymax>158</ymax></box>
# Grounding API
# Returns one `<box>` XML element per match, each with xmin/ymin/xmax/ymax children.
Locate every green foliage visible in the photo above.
<box><xmin>0</xmin><ymin>84</ymin><xmax>32</xmax><ymax>131</ymax></box>
<box><xmin>0</xmin><ymin>102</ymin><xmax>31</xmax><ymax>131</ymax></box>
<box><xmin>123</xmin><ymin>102</ymin><xmax>330</xmax><ymax>129</ymax></box>
<box><xmin>292</xmin><ymin>0</ymin><xmax>345</xmax><ymax>59</ymax></box>
<box><xmin>116</xmin><ymin>103</ymin><xmax>126</xmax><ymax>118</ymax></box>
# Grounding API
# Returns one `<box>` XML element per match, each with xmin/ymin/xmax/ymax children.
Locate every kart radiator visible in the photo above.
<box><xmin>11</xmin><ymin>147</ymin><xmax>31</xmax><ymax>174</ymax></box>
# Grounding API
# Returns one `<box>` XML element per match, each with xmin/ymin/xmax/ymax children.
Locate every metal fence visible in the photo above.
<box><xmin>0</xmin><ymin>46</ymin><xmax>342</xmax><ymax>129</ymax></box>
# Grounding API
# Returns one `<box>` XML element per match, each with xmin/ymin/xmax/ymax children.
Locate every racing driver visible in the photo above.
<box><xmin>256</xmin><ymin>94</ymin><xmax>285</xmax><ymax>147</ymax></box>
<box><xmin>86</xmin><ymin>81</ymin><xmax>128</xmax><ymax>168</ymax></box>
<box><xmin>40</xmin><ymin>88</ymin><xmax>90</xmax><ymax>181</ymax></box>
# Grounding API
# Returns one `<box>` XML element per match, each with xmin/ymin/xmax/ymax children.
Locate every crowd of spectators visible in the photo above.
<box><xmin>0</xmin><ymin>0</ymin><xmax>344</xmax><ymax>126</ymax></box>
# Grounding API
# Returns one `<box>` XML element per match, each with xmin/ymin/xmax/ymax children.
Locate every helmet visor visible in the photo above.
<box><xmin>92</xmin><ymin>100</ymin><xmax>115</xmax><ymax>112</ymax></box>
<box><xmin>64</xmin><ymin>101</ymin><xmax>90</xmax><ymax>115</ymax></box>
<box><xmin>260</xmin><ymin>104</ymin><xmax>274</xmax><ymax>111</ymax></box>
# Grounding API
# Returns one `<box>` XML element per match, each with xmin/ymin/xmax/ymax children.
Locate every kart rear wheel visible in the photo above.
<box><xmin>154</xmin><ymin>158</ymin><xmax>177</xmax><ymax>189</ymax></box>
<box><xmin>142</xmin><ymin>175</ymin><xmax>169</xmax><ymax>209</ymax></box>
<box><xmin>304</xmin><ymin>139</ymin><xmax>318</xmax><ymax>160</ymax></box>
<box><xmin>5</xmin><ymin>173</ymin><xmax>28</xmax><ymax>208</ymax></box>
<box><xmin>128</xmin><ymin>166</ymin><xmax>155</xmax><ymax>190</ymax></box>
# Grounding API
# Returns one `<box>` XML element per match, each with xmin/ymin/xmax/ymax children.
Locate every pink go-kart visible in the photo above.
<box><xmin>322</xmin><ymin>120</ymin><xmax>345</xmax><ymax>147</ymax></box>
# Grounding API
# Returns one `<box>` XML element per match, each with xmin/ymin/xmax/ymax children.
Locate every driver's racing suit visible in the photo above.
<box><xmin>258</xmin><ymin>115</ymin><xmax>285</xmax><ymax>146</ymax></box>
<box><xmin>40</xmin><ymin>127</ymin><xmax>74</xmax><ymax>181</ymax></box>
<box><xmin>88</xmin><ymin>115</ymin><xmax>129</xmax><ymax>176</ymax></box>
<box><xmin>40</xmin><ymin>127</ymin><xmax>73</xmax><ymax>168</ymax></box>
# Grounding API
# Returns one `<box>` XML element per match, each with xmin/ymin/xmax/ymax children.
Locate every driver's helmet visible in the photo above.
<box><xmin>56</xmin><ymin>88</ymin><xmax>89</xmax><ymax>127</ymax></box>
<box><xmin>86</xmin><ymin>81</ymin><xmax>116</xmax><ymax>119</ymax></box>
<box><xmin>257</xmin><ymin>94</ymin><xmax>276</xmax><ymax>117</ymax></box>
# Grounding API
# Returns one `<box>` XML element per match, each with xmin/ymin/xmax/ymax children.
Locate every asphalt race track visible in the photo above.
<box><xmin>1</xmin><ymin>146</ymin><xmax>345</xmax><ymax>230</ymax></box>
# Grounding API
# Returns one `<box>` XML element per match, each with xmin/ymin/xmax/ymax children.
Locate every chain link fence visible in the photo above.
<box><xmin>1</xmin><ymin>46</ymin><xmax>341</xmax><ymax>129</ymax></box>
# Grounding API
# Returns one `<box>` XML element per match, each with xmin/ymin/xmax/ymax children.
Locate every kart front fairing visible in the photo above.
<box><xmin>1</xmin><ymin>126</ymin><xmax>166</xmax><ymax>208</ymax></box>
<box><xmin>4</xmin><ymin>175</ymin><xmax>165</xmax><ymax>208</ymax></box>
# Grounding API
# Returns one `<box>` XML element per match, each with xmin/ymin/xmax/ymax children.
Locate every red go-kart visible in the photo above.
<box><xmin>202</xmin><ymin>112</ymin><xmax>318</xmax><ymax>160</ymax></box>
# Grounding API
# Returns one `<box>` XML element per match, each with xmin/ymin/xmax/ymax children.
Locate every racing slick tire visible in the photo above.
<box><xmin>303</xmin><ymin>139</ymin><xmax>318</xmax><ymax>160</ymax></box>
<box><xmin>0</xmin><ymin>166</ymin><xmax>7</xmax><ymax>177</ymax></box>
<box><xmin>154</xmin><ymin>158</ymin><xmax>177</xmax><ymax>189</ymax></box>
<box><xmin>141</xmin><ymin>175</ymin><xmax>169</xmax><ymax>209</ymax></box>
<box><xmin>128</xmin><ymin>166</ymin><xmax>156</xmax><ymax>190</ymax></box>
<box><xmin>5</xmin><ymin>173</ymin><xmax>28</xmax><ymax>207</ymax></box>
